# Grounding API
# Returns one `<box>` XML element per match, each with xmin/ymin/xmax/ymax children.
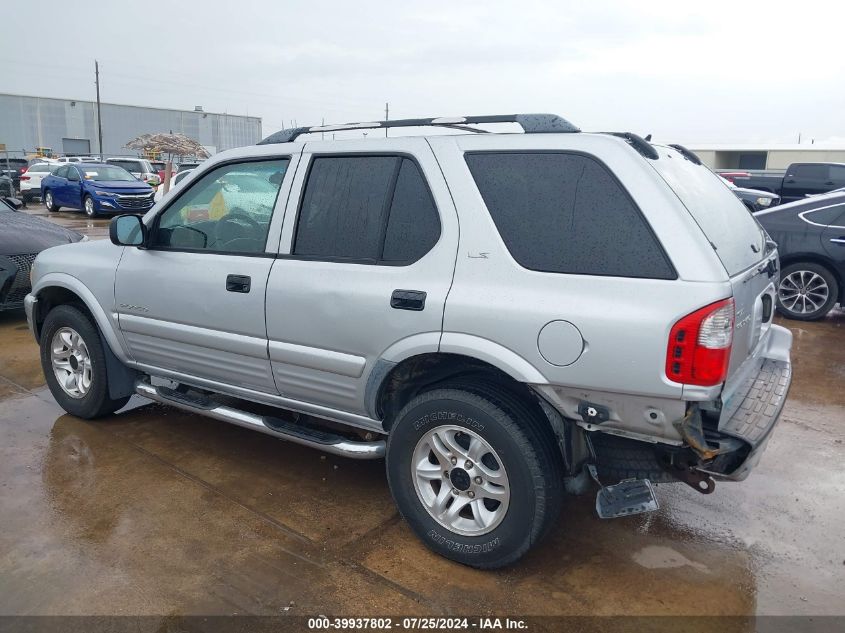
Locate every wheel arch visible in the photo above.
<box><xmin>371</xmin><ymin>348</ymin><xmax>579</xmax><ymax>470</ymax></box>
<box><xmin>32</xmin><ymin>273</ymin><xmax>131</xmax><ymax>364</ymax></box>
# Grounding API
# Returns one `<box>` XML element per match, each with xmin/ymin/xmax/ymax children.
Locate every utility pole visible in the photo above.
<box><xmin>95</xmin><ymin>60</ymin><xmax>103</xmax><ymax>159</ymax></box>
<box><xmin>321</xmin><ymin>117</ymin><xmax>325</xmax><ymax>140</ymax></box>
<box><xmin>384</xmin><ymin>102</ymin><xmax>389</xmax><ymax>137</ymax></box>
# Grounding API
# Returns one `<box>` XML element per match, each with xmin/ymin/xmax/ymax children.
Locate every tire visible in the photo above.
<box><xmin>83</xmin><ymin>195</ymin><xmax>98</xmax><ymax>218</ymax></box>
<box><xmin>589</xmin><ymin>432</ymin><xmax>679</xmax><ymax>484</ymax></box>
<box><xmin>39</xmin><ymin>305</ymin><xmax>131</xmax><ymax>419</ymax></box>
<box><xmin>386</xmin><ymin>384</ymin><xmax>564</xmax><ymax>569</ymax></box>
<box><xmin>776</xmin><ymin>262</ymin><xmax>839</xmax><ymax>321</ymax></box>
<box><xmin>44</xmin><ymin>190</ymin><xmax>60</xmax><ymax>212</ymax></box>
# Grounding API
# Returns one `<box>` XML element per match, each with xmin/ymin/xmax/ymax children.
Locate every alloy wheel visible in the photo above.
<box><xmin>778</xmin><ymin>270</ymin><xmax>829</xmax><ymax>315</ymax></box>
<box><xmin>50</xmin><ymin>327</ymin><xmax>92</xmax><ymax>398</ymax></box>
<box><xmin>412</xmin><ymin>425</ymin><xmax>510</xmax><ymax>536</ymax></box>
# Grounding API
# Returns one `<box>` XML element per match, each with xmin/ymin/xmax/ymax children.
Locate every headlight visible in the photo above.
<box><xmin>94</xmin><ymin>190</ymin><xmax>115</xmax><ymax>196</ymax></box>
<box><xmin>756</xmin><ymin>197</ymin><xmax>772</xmax><ymax>207</ymax></box>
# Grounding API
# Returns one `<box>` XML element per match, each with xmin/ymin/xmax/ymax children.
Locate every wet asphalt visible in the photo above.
<box><xmin>1</xmin><ymin>205</ymin><xmax>843</xmax><ymax>617</ymax></box>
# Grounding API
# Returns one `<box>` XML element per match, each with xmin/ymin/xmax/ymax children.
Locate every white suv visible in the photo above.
<box><xmin>105</xmin><ymin>157</ymin><xmax>161</xmax><ymax>186</ymax></box>
<box><xmin>19</xmin><ymin>162</ymin><xmax>56</xmax><ymax>204</ymax></box>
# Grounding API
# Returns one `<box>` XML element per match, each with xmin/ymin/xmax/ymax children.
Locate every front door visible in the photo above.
<box><xmin>115</xmin><ymin>154</ymin><xmax>297</xmax><ymax>393</ymax></box>
<box><xmin>265</xmin><ymin>138</ymin><xmax>458</xmax><ymax>418</ymax></box>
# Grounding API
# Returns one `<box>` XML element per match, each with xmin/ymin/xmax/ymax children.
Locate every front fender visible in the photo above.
<box><xmin>32</xmin><ymin>272</ymin><xmax>133</xmax><ymax>364</ymax></box>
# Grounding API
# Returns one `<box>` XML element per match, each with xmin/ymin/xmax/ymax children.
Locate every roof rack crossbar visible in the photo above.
<box><xmin>258</xmin><ymin>113</ymin><xmax>580</xmax><ymax>144</ymax></box>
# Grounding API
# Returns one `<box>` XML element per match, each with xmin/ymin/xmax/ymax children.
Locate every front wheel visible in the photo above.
<box><xmin>39</xmin><ymin>305</ymin><xmax>131</xmax><ymax>418</ymax></box>
<box><xmin>83</xmin><ymin>195</ymin><xmax>98</xmax><ymax>218</ymax></box>
<box><xmin>777</xmin><ymin>262</ymin><xmax>839</xmax><ymax>321</ymax></box>
<box><xmin>386</xmin><ymin>385</ymin><xmax>563</xmax><ymax>569</ymax></box>
<box><xmin>44</xmin><ymin>190</ymin><xmax>60</xmax><ymax>212</ymax></box>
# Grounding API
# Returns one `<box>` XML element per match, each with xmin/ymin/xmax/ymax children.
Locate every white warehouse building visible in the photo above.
<box><xmin>0</xmin><ymin>93</ymin><xmax>262</xmax><ymax>159</ymax></box>
<box><xmin>688</xmin><ymin>142</ymin><xmax>845</xmax><ymax>171</ymax></box>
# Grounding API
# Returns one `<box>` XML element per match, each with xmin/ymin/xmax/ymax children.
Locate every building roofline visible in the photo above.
<box><xmin>0</xmin><ymin>92</ymin><xmax>261</xmax><ymax>122</ymax></box>
<box><xmin>688</xmin><ymin>144</ymin><xmax>845</xmax><ymax>152</ymax></box>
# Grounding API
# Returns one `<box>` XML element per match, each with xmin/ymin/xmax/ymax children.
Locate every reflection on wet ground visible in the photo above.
<box><xmin>1</xmin><ymin>210</ymin><xmax>843</xmax><ymax>616</ymax></box>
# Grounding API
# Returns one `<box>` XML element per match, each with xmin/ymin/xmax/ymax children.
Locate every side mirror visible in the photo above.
<box><xmin>110</xmin><ymin>214</ymin><xmax>146</xmax><ymax>246</ymax></box>
<box><xmin>3</xmin><ymin>196</ymin><xmax>23</xmax><ymax>211</ymax></box>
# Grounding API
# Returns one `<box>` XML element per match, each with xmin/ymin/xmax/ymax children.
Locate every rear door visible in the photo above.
<box><xmin>264</xmin><ymin>138</ymin><xmax>458</xmax><ymax>417</ymax></box>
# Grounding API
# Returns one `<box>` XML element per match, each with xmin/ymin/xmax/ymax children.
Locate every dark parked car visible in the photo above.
<box><xmin>1</xmin><ymin>158</ymin><xmax>29</xmax><ymax>193</ymax></box>
<box><xmin>728</xmin><ymin>163</ymin><xmax>845</xmax><ymax>204</ymax></box>
<box><xmin>757</xmin><ymin>191</ymin><xmax>845</xmax><ymax>320</ymax></box>
<box><xmin>718</xmin><ymin>176</ymin><xmax>779</xmax><ymax>212</ymax></box>
<box><xmin>0</xmin><ymin>174</ymin><xmax>12</xmax><ymax>197</ymax></box>
<box><xmin>41</xmin><ymin>163</ymin><xmax>155</xmax><ymax>217</ymax></box>
<box><xmin>0</xmin><ymin>197</ymin><xmax>85</xmax><ymax>312</ymax></box>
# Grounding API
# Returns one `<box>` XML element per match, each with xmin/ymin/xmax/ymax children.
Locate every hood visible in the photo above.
<box><xmin>0</xmin><ymin>211</ymin><xmax>84</xmax><ymax>254</ymax></box>
<box><xmin>86</xmin><ymin>180</ymin><xmax>153</xmax><ymax>192</ymax></box>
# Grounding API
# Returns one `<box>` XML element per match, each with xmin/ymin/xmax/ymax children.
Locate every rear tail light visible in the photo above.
<box><xmin>20</xmin><ymin>175</ymin><xmax>30</xmax><ymax>181</ymax></box>
<box><xmin>666</xmin><ymin>298</ymin><xmax>735</xmax><ymax>386</ymax></box>
<box><xmin>21</xmin><ymin>167</ymin><xmax>28</xmax><ymax>174</ymax></box>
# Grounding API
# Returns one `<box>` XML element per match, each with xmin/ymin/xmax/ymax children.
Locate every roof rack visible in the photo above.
<box><xmin>668</xmin><ymin>143</ymin><xmax>703</xmax><ymax>165</ymax></box>
<box><xmin>257</xmin><ymin>113</ymin><xmax>580</xmax><ymax>144</ymax></box>
<box><xmin>602</xmin><ymin>132</ymin><xmax>660</xmax><ymax>160</ymax></box>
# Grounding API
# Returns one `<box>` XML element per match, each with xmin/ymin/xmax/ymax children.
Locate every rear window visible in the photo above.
<box><xmin>28</xmin><ymin>163</ymin><xmax>52</xmax><ymax>172</ymax></box>
<box><xmin>650</xmin><ymin>149</ymin><xmax>765</xmax><ymax>276</ymax></box>
<box><xmin>465</xmin><ymin>152</ymin><xmax>675</xmax><ymax>279</ymax></box>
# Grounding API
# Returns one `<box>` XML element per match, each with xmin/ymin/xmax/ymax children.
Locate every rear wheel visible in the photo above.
<box><xmin>44</xmin><ymin>190</ymin><xmax>60</xmax><ymax>212</ymax></box>
<box><xmin>386</xmin><ymin>384</ymin><xmax>563</xmax><ymax>569</ymax></box>
<box><xmin>39</xmin><ymin>305</ymin><xmax>131</xmax><ymax>418</ymax></box>
<box><xmin>777</xmin><ymin>262</ymin><xmax>839</xmax><ymax>321</ymax></box>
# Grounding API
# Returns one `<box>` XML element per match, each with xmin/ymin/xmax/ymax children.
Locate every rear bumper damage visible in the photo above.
<box><xmin>675</xmin><ymin>324</ymin><xmax>792</xmax><ymax>482</ymax></box>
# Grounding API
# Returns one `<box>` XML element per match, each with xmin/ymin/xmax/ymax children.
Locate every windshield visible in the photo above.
<box><xmin>80</xmin><ymin>166</ymin><xmax>137</xmax><ymax>182</ymax></box>
<box><xmin>650</xmin><ymin>147</ymin><xmax>765</xmax><ymax>276</ymax></box>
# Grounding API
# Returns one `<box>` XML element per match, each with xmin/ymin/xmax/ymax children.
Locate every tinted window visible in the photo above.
<box><xmin>152</xmin><ymin>159</ymin><xmax>288</xmax><ymax>254</ymax></box>
<box><xmin>294</xmin><ymin>156</ymin><xmax>397</xmax><ymax>260</ymax></box>
<box><xmin>466</xmin><ymin>152</ymin><xmax>674</xmax><ymax>279</ymax></box>
<box><xmin>650</xmin><ymin>148</ymin><xmax>764</xmax><ymax>276</ymax></box>
<box><xmin>109</xmin><ymin>160</ymin><xmax>136</xmax><ymax>172</ymax></box>
<box><xmin>56</xmin><ymin>165</ymin><xmax>70</xmax><ymax>178</ymax></box>
<box><xmin>828</xmin><ymin>165</ymin><xmax>845</xmax><ymax>183</ymax></box>
<box><xmin>792</xmin><ymin>164</ymin><xmax>827</xmax><ymax>180</ymax></box>
<box><xmin>382</xmin><ymin>159</ymin><xmax>441</xmax><ymax>262</ymax></box>
<box><xmin>803</xmin><ymin>204</ymin><xmax>845</xmax><ymax>226</ymax></box>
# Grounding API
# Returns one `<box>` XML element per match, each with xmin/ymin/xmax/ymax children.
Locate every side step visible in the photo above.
<box><xmin>587</xmin><ymin>464</ymin><xmax>659</xmax><ymax>519</ymax></box>
<box><xmin>135</xmin><ymin>381</ymin><xmax>385</xmax><ymax>460</ymax></box>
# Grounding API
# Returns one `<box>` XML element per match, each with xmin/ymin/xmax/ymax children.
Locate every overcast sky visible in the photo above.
<box><xmin>2</xmin><ymin>0</ymin><xmax>843</xmax><ymax>144</ymax></box>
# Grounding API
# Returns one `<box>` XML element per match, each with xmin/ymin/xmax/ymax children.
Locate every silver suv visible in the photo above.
<box><xmin>26</xmin><ymin>114</ymin><xmax>792</xmax><ymax>568</ymax></box>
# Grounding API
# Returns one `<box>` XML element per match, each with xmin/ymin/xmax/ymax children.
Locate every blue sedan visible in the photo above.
<box><xmin>41</xmin><ymin>163</ymin><xmax>155</xmax><ymax>217</ymax></box>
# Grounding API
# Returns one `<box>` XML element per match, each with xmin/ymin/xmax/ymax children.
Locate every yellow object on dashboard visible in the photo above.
<box><xmin>209</xmin><ymin>190</ymin><xmax>228</xmax><ymax>220</ymax></box>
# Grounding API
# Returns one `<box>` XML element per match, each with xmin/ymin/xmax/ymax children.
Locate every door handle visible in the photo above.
<box><xmin>226</xmin><ymin>274</ymin><xmax>251</xmax><ymax>293</ymax></box>
<box><xmin>390</xmin><ymin>289</ymin><xmax>426</xmax><ymax>311</ymax></box>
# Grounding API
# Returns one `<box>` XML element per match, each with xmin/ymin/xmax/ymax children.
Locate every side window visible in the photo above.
<box><xmin>803</xmin><ymin>204</ymin><xmax>845</xmax><ymax>226</ymax></box>
<box><xmin>67</xmin><ymin>167</ymin><xmax>80</xmax><ymax>181</ymax></box>
<box><xmin>465</xmin><ymin>152</ymin><xmax>675</xmax><ymax>279</ymax></box>
<box><xmin>382</xmin><ymin>159</ymin><xmax>441</xmax><ymax>262</ymax></box>
<box><xmin>294</xmin><ymin>156</ymin><xmax>396</xmax><ymax>260</ymax></box>
<box><xmin>56</xmin><ymin>165</ymin><xmax>69</xmax><ymax>178</ymax></box>
<box><xmin>828</xmin><ymin>165</ymin><xmax>845</xmax><ymax>183</ymax></box>
<box><xmin>293</xmin><ymin>155</ymin><xmax>441</xmax><ymax>264</ymax></box>
<box><xmin>792</xmin><ymin>164</ymin><xmax>827</xmax><ymax>180</ymax></box>
<box><xmin>151</xmin><ymin>159</ymin><xmax>289</xmax><ymax>254</ymax></box>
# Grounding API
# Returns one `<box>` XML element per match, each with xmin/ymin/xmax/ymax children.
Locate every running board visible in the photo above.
<box><xmin>135</xmin><ymin>381</ymin><xmax>385</xmax><ymax>460</ymax></box>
